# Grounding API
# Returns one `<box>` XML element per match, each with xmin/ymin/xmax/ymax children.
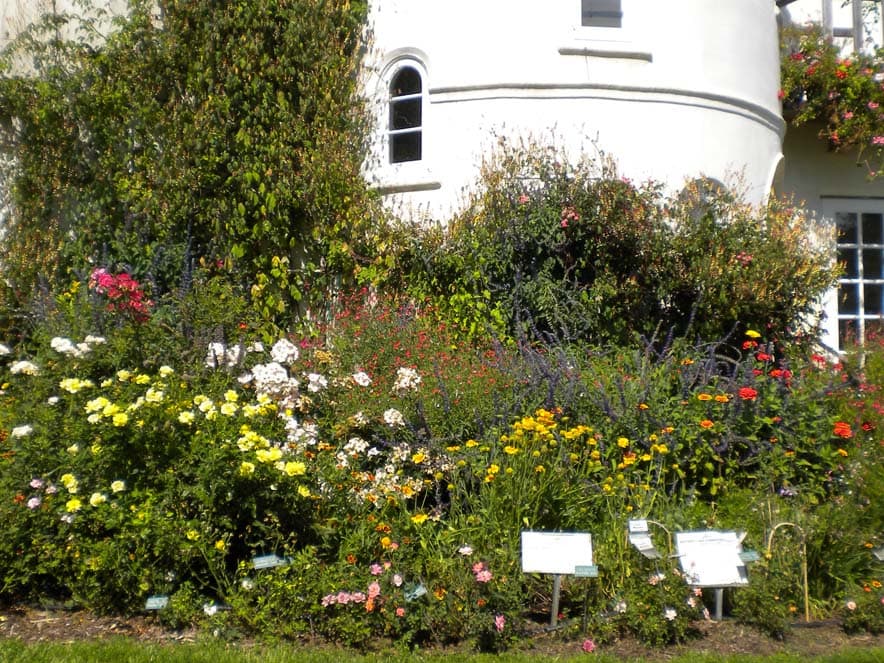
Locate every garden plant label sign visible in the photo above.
<box><xmin>520</xmin><ymin>531</ymin><xmax>593</xmax><ymax>575</ymax></box>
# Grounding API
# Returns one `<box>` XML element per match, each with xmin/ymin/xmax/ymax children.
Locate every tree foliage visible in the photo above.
<box><xmin>0</xmin><ymin>0</ymin><xmax>376</xmax><ymax>331</ymax></box>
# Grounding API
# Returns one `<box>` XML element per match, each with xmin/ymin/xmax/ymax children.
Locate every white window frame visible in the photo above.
<box><xmin>829</xmin><ymin>198</ymin><xmax>884</xmax><ymax>347</ymax></box>
<box><xmin>368</xmin><ymin>53</ymin><xmax>439</xmax><ymax>195</ymax></box>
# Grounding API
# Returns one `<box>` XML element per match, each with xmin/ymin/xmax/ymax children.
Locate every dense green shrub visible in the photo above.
<box><xmin>402</xmin><ymin>143</ymin><xmax>838</xmax><ymax>347</ymax></box>
<box><xmin>0</xmin><ymin>0</ymin><xmax>378</xmax><ymax>336</ymax></box>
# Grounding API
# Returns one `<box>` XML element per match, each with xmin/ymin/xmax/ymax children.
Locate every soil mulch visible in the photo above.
<box><xmin>1</xmin><ymin>605</ymin><xmax>882</xmax><ymax>659</ymax></box>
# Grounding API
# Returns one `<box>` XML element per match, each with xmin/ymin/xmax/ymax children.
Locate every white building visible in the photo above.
<box><xmin>364</xmin><ymin>0</ymin><xmax>884</xmax><ymax>352</ymax></box>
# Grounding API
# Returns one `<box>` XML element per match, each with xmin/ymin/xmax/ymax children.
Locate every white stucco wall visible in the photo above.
<box><xmin>363</xmin><ymin>0</ymin><xmax>785</xmax><ymax>221</ymax></box>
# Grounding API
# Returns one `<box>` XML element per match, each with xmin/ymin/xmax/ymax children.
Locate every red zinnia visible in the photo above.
<box><xmin>738</xmin><ymin>387</ymin><xmax>758</xmax><ymax>401</ymax></box>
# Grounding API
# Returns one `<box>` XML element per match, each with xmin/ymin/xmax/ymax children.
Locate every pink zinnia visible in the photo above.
<box><xmin>494</xmin><ymin>614</ymin><xmax>505</xmax><ymax>632</ymax></box>
<box><xmin>475</xmin><ymin>569</ymin><xmax>493</xmax><ymax>583</ymax></box>
<box><xmin>582</xmin><ymin>638</ymin><xmax>596</xmax><ymax>652</ymax></box>
<box><xmin>367</xmin><ymin>581</ymin><xmax>381</xmax><ymax>599</ymax></box>
<box><xmin>873</xmin><ymin>136</ymin><xmax>884</xmax><ymax>146</ymax></box>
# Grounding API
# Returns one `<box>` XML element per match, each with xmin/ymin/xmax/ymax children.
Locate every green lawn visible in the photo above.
<box><xmin>0</xmin><ymin>640</ymin><xmax>882</xmax><ymax>663</ymax></box>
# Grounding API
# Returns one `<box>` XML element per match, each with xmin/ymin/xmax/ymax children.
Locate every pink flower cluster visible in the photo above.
<box><xmin>472</xmin><ymin>561</ymin><xmax>492</xmax><ymax>583</ymax></box>
<box><xmin>320</xmin><ymin>590</ymin><xmax>368</xmax><ymax>607</ymax></box>
<box><xmin>89</xmin><ymin>268</ymin><xmax>153</xmax><ymax>322</ymax></box>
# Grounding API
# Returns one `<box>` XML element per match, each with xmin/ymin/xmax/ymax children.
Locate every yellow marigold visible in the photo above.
<box><xmin>298</xmin><ymin>485</ymin><xmax>311</xmax><ymax>497</ymax></box>
<box><xmin>465</xmin><ymin>439</ymin><xmax>479</xmax><ymax>448</ymax></box>
<box><xmin>837</xmin><ymin>448</ymin><xmax>849</xmax><ymax>457</ymax></box>
<box><xmin>745</xmin><ymin>329</ymin><xmax>761</xmax><ymax>339</ymax></box>
<box><xmin>503</xmin><ymin>445</ymin><xmax>519</xmax><ymax>455</ymax></box>
<box><xmin>65</xmin><ymin>498</ymin><xmax>82</xmax><ymax>512</ymax></box>
<box><xmin>714</xmin><ymin>394</ymin><xmax>730</xmax><ymax>403</ymax></box>
<box><xmin>697</xmin><ymin>393</ymin><xmax>713</xmax><ymax>401</ymax></box>
<box><xmin>535</xmin><ymin>465</ymin><xmax>545</xmax><ymax>473</ymax></box>
<box><xmin>412</xmin><ymin>452</ymin><xmax>427</xmax><ymax>464</ymax></box>
<box><xmin>411</xmin><ymin>513</ymin><xmax>429</xmax><ymax>525</ymax></box>
<box><xmin>617</xmin><ymin>437</ymin><xmax>630</xmax><ymax>448</ymax></box>
<box><xmin>215</xmin><ymin>540</ymin><xmax>226</xmax><ymax>552</ymax></box>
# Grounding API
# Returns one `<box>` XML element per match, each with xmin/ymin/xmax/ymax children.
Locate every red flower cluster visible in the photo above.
<box><xmin>89</xmin><ymin>268</ymin><xmax>153</xmax><ymax>322</ymax></box>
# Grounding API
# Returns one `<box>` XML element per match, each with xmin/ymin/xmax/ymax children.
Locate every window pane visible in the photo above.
<box><xmin>839</xmin><ymin>283</ymin><xmax>859</xmax><ymax>315</ymax></box>
<box><xmin>839</xmin><ymin>320</ymin><xmax>859</xmax><ymax>346</ymax></box>
<box><xmin>390</xmin><ymin>68</ymin><xmax>421</xmax><ymax>97</ymax></box>
<box><xmin>865</xmin><ymin>284</ymin><xmax>883</xmax><ymax>315</ymax></box>
<box><xmin>390</xmin><ymin>98</ymin><xmax>421</xmax><ymax>131</ymax></box>
<box><xmin>863</xmin><ymin>249</ymin><xmax>883</xmax><ymax>280</ymax></box>
<box><xmin>582</xmin><ymin>0</ymin><xmax>622</xmax><ymax>28</ymax></box>
<box><xmin>836</xmin><ymin>212</ymin><xmax>858</xmax><ymax>244</ymax></box>
<box><xmin>863</xmin><ymin>213</ymin><xmax>884</xmax><ymax>244</ymax></box>
<box><xmin>839</xmin><ymin>247</ymin><xmax>858</xmax><ymax>278</ymax></box>
<box><xmin>391</xmin><ymin>132</ymin><xmax>421</xmax><ymax>163</ymax></box>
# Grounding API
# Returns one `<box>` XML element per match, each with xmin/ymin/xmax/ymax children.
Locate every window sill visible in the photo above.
<box><xmin>559</xmin><ymin>45</ymin><xmax>652</xmax><ymax>62</ymax></box>
<box><xmin>372</xmin><ymin>179</ymin><xmax>442</xmax><ymax>195</ymax></box>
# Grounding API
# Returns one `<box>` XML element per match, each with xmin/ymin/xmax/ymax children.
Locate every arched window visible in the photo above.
<box><xmin>388</xmin><ymin>66</ymin><xmax>423</xmax><ymax>163</ymax></box>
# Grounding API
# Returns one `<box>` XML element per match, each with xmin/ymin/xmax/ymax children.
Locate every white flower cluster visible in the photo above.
<box><xmin>283</xmin><ymin>415</ymin><xmax>318</xmax><ymax>449</ymax></box>
<box><xmin>383</xmin><ymin>408</ymin><xmax>405</xmax><ymax>428</ymax></box>
<box><xmin>50</xmin><ymin>335</ymin><xmax>105</xmax><ymax>358</ymax></box>
<box><xmin>10</xmin><ymin>360</ymin><xmax>39</xmax><ymax>375</ymax></box>
<box><xmin>392</xmin><ymin>367</ymin><xmax>421</xmax><ymax>395</ymax></box>
<box><xmin>270</xmin><ymin>338</ymin><xmax>299</xmax><ymax>365</ymax></box>
<box><xmin>306</xmin><ymin>373</ymin><xmax>328</xmax><ymax>393</ymax></box>
<box><xmin>205</xmin><ymin>342</ymin><xmax>244</xmax><ymax>369</ymax></box>
<box><xmin>351</xmin><ymin>371</ymin><xmax>371</xmax><ymax>387</ymax></box>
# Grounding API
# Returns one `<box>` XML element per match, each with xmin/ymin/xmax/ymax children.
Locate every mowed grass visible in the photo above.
<box><xmin>0</xmin><ymin>640</ymin><xmax>882</xmax><ymax>663</ymax></box>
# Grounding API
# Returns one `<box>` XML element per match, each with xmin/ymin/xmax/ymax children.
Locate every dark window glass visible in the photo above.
<box><xmin>390</xmin><ymin>132</ymin><xmax>421</xmax><ymax>163</ymax></box>
<box><xmin>582</xmin><ymin>0</ymin><xmax>622</xmax><ymax>28</ymax></box>
<box><xmin>863</xmin><ymin>213</ymin><xmax>884</xmax><ymax>244</ymax></box>
<box><xmin>863</xmin><ymin>249</ymin><xmax>883</xmax><ymax>280</ymax></box>
<box><xmin>839</xmin><ymin>247</ymin><xmax>858</xmax><ymax>278</ymax></box>
<box><xmin>865</xmin><ymin>284</ymin><xmax>883</xmax><ymax>315</ymax></box>
<box><xmin>390</xmin><ymin>98</ymin><xmax>421</xmax><ymax>131</ymax></box>
<box><xmin>389</xmin><ymin>67</ymin><xmax>422</xmax><ymax>164</ymax></box>
<box><xmin>839</xmin><ymin>283</ymin><xmax>859</xmax><ymax>315</ymax></box>
<box><xmin>837</xmin><ymin>212</ymin><xmax>858</xmax><ymax>244</ymax></box>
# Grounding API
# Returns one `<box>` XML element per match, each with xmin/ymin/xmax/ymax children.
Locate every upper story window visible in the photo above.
<box><xmin>389</xmin><ymin>66</ymin><xmax>423</xmax><ymax>163</ymax></box>
<box><xmin>582</xmin><ymin>0</ymin><xmax>622</xmax><ymax>28</ymax></box>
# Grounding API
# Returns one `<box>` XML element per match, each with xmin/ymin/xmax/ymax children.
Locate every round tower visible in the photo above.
<box><xmin>362</xmin><ymin>0</ymin><xmax>784</xmax><ymax>220</ymax></box>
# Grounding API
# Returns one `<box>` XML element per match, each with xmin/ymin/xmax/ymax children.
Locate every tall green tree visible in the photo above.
<box><xmin>0</xmin><ymin>0</ymin><xmax>375</xmax><ymax>329</ymax></box>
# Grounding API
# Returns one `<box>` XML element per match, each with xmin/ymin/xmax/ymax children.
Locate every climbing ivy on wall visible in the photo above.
<box><xmin>0</xmin><ymin>0</ymin><xmax>377</xmax><ymax>328</ymax></box>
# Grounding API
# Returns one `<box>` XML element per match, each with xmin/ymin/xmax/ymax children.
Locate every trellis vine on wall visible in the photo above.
<box><xmin>780</xmin><ymin>24</ymin><xmax>884</xmax><ymax>178</ymax></box>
